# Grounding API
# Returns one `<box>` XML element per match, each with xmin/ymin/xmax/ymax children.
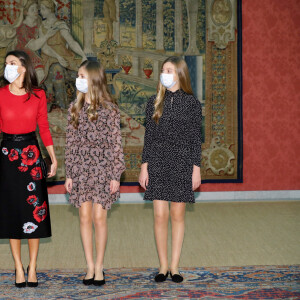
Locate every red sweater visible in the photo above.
<box><xmin>0</xmin><ymin>85</ymin><xmax>53</xmax><ymax>146</ymax></box>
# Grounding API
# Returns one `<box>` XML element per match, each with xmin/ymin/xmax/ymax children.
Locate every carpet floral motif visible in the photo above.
<box><xmin>0</xmin><ymin>266</ymin><xmax>299</xmax><ymax>299</ymax></box>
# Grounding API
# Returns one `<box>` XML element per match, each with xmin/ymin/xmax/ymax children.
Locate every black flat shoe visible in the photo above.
<box><xmin>93</xmin><ymin>271</ymin><xmax>105</xmax><ymax>286</ymax></box>
<box><xmin>170</xmin><ymin>272</ymin><xmax>183</xmax><ymax>283</ymax></box>
<box><xmin>27</xmin><ymin>266</ymin><xmax>38</xmax><ymax>287</ymax></box>
<box><xmin>154</xmin><ymin>271</ymin><xmax>169</xmax><ymax>282</ymax></box>
<box><xmin>83</xmin><ymin>275</ymin><xmax>94</xmax><ymax>285</ymax></box>
<box><xmin>15</xmin><ymin>268</ymin><xmax>26</xmax><ymax>288</ymax></box>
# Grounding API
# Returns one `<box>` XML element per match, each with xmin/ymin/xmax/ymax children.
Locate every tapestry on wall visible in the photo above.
<box><xmin>0</xmin><ymin>0</ymin><xmax>242</xmax><ymax>183</ymax></box>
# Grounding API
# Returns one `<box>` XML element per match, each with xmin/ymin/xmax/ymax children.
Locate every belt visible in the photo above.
<box><xmin>2</xmin><ymin>132</ymin><xmax>36</xmax><ymax>142</ymax></box>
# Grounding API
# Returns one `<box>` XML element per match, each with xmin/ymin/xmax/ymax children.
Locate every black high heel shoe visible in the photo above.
<box><xmin>83</xmin><ymin>275</ymin><xmax>94</xmax><ymax>285</ymax></box>
<box><xmin>154</xmin><ymin>271</ymin><xmax>169</xmax><ymax>282</ymax></box>
<box><xmin>27</xmin><ymin>266</ymin><xmax>38</xmax><ymax>287</ymax></box>
<box><xmin>15</xmin><ymin>267</ymin><xmax>26</xmax><ymax>288</ymax></box>
<box><xmin>93</xmin><ymin>271</ymin><xmax>105</xmax><ymax>286</ymax></box>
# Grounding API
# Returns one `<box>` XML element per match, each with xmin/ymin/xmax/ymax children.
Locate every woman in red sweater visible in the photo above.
<box><xmin>0</xmin><ymin>50</ymin><xmax>57</xmax><ymax>288</ymax></box>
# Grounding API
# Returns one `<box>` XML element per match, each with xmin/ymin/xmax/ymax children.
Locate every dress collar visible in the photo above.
<box><xmin>165</xmin><ymin>88</ymin><xmax>182</xmax><ymax>96</ymax></box>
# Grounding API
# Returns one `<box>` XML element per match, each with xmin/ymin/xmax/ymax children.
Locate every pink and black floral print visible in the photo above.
<box><xmin>65</xmin><ymin>101</ymin><xmax>126</xmax><ymax>209</ymax></box>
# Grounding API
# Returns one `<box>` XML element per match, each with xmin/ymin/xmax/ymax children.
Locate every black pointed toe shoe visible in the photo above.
<box><xmin>93</xmin><ymin>271</ymin><xmax>105</xmax><ymax>286</ymax></box>
<box><xmin>154</xmin><ymin>271</ymin><xmax>169</xmax><ymax>282</ymax></box>
<box><xmin>170</xmin><ymin>272</ymin><xmax>184</xmax><ymax>283</ymax></box>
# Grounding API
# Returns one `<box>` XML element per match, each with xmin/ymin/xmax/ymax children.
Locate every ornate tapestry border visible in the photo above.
<box><xmin>202</xmin><ymin>0</ymin><xmax>242</xmax><ymax>183</ymax></box>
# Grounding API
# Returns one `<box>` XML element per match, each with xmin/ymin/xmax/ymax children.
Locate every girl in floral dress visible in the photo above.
<box><xmin>65</xmin><ymin>60</ymin><xmax>125</xmax><ymax>286</ymax></box>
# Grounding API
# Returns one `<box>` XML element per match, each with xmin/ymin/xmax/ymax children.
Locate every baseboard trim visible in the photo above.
<box><xmin>49</xmin><ymin>190</ymin><xmax>300</xmax><ymax>205</ymax></box>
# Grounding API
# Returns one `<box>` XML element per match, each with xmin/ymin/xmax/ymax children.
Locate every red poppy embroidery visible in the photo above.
<box><xmin>21</xmin><ymin>145</ymin><xmax>39</xmax><ymax>166</ymax></box>
<box><xmin>33</xmin><ymin>201</ymin><xmax>47</xmax><ymax>223</ymax></box>
<box><xmin>18</xmin><ymin>165</ymin><xmax>28</xmax><ymax>172</ymax></box>
<box><xmin>8</xmin><ymin>149</ymin><xmax>19</xmax><ymax>161</ymax></box>
<box><xmin>30</xmin><ymin>167</ymin><xmax>43</xmax><ymax>180</ymax></box>
<box><xmin>26</xmin><ymin>195</ymin><xmax>38</xmax><ymax>205</ymax></box>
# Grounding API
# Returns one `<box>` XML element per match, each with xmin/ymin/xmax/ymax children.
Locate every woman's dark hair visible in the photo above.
<box><xmin>3</xmin><ymin>50</ymin><xmax>40</xmax><ymax>100</ymax></box>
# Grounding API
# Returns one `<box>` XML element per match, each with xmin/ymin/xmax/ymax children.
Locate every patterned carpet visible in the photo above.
<box><xmin>0</xmin><ymin>266</ymin><xmax>299</xmax><ymax>299</ymax></box>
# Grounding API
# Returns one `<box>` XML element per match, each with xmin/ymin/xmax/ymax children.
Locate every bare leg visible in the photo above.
<box><xmin>170</xmin><ymin>202</ymin><xmax>186</xmax><ymax>274</ymax></box>
<box><xmin>79</xmin><ymin>201</ymin><xmax>94</xmax><ymax>279</ymax></box>
<box><xmin>93</xmin><ymin>203</ymin><xmax>107</xmax><ymax>281</ymax></box>
<box><xmin>153</xmin><ymin>200</ymin><xmax>169</xmax><ymax>274</ymax></box>
<box><xmin>28</xmin><ymin>238</ymin><xmax>39</xmax><ymax>282</ymax></box>
<box><xmin>9</xmin><ymin>239</ymin><xmax>25</xmax><ymax>283</ymax></box>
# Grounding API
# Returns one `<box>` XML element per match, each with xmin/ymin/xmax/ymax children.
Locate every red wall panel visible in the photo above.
<box><xmin>201</xmin><ymin>0</ymin><xmax>300</xmax><ymax>191</ymax></box>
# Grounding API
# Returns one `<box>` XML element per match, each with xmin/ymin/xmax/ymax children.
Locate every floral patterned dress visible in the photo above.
<box><xmin>65</xmin><ymin>101</ymin><xmax>125</xmax><ymax>209</ymax></box>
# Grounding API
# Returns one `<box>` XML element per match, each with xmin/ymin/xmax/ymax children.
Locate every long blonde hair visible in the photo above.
<box><xmin>153</xmin><ymin>56</ymin><xmax>193</xmax><ymax>124</ymax></box>
<box><xmin>70</xmin><ymin>60</ymin><xmax>116</xmax><ymax>129</ymax></box>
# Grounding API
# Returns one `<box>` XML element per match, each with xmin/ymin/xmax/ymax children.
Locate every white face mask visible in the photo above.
<box><xmin>160</xmin><ymin>73</ymin><xmax>177</xmax><ymax>89</ymax></box>
<box><xmin>4</xmin><ymin>65</ymin><xmax>20</xmax><ymax>83</ymax></box>
<box><xmin>76</xmin><ymin>78</ymin><xmax>88</xmax><ymax>93</ymax></box>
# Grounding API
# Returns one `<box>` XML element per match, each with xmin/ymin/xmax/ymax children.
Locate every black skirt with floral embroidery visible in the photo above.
<box><xmin>0</xmin><ymin>132</ymin><xmax>51</xmax><ymax>239</ymax></box>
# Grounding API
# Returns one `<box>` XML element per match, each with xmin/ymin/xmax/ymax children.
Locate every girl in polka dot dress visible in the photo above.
<box><xmin>139</xmin><ymin>56</ymin><xmax>202</xmax><ymax>283</ymax></box>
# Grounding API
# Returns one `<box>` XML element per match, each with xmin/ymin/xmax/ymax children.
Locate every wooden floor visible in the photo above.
<box><xmin>0</xmin><ymin>201</ymin><xmax>299</xmax><ymax>269</ymax></box>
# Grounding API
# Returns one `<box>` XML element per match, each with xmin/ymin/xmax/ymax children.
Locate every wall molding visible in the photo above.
<box><xmin>49</xmin><ymin>190</ymin><xmax>300</xmax><ymax>205</ymax></box>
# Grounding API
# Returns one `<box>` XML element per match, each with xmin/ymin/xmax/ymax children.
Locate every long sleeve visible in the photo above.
<box><xmin>142</xmin><ymin>96</ymin><xmax>156</xmax><ymax>163</ymax></box>
<box><xmin>37</xmin><ymin>90</ymin><xmax>53</xmax><ymax>146</ymax></box>
<box><xmin>110</xmin><ymin>108</ymin><xmax>126</xmax><ymax>181</ymax></box>
<box><xmin>0</xmin><ymin>104</ymin><xmax>2</xmax><ymax>133</ymax></box>
<box><xmin>65</xmin><ymin>105</ymin><xmax>78</xmax><ymax>178</ymax></box>
<box><xmin>190</xmin><ymin>99</ymin><xmax>202</xmax><ymax>167</ymax></box>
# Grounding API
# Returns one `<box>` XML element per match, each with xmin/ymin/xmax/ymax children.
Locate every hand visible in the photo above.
<box><xmin>65</xmin><ymin>178</ymin><xmax>73</xmax><ymax>193</ymax></box>
<box><xmin>192</xmin><ymin>165</ymin><xmax>201</xmax><ymax>191</ymax></box>
<box><xmin>110</xmin><ymin>180</ymin><xmax>120</xmax><ymax>195</ymax></box>
<box><xmin>48</xmin><ymin>160</ymin><xmax>57</xmax><ymax>178</ymax></box>
<box><xmin>139</xmin><ymin>163</ymin><xmax>149</xmax><ymax>190</ymax></box>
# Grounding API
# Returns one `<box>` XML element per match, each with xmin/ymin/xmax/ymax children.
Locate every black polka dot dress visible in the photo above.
<box><xmin>142</xmin><ymin>89</ymin><xmax>202</xmax><ymax>203</ymax></box>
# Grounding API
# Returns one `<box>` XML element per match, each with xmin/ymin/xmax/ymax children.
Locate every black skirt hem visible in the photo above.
<box><xmin>0</xmin><ymin>234</ymin><xmax>52</xmax><ymax>240</ymax></box>
<box><xmin>143</xmin><ymin>197</ymin><xmax>195</xmax><ymax>203</ymax></box>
